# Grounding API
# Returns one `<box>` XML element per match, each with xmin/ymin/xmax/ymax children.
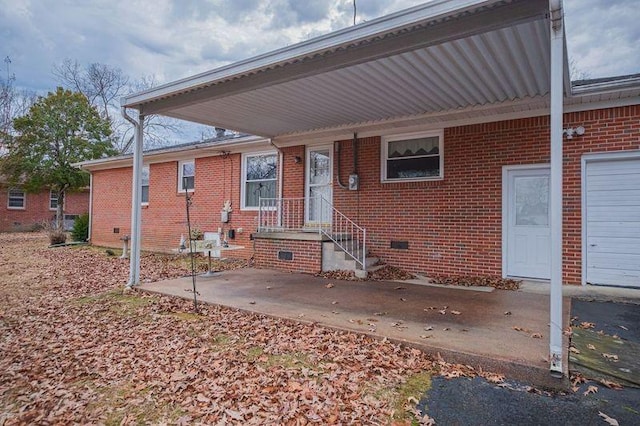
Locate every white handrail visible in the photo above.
<box><xmin>258</xmin><ymin>196</ymin><xmax>367</xmax><ymax>272</ymax></box>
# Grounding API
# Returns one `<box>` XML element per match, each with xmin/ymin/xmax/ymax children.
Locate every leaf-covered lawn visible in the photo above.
<box><xmin>1</xmin><ymin>233</ymin><xmax>468</xmax><ymax>424</ymax></box>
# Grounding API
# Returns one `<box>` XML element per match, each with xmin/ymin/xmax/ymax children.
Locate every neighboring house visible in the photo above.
<box><xmin>79</xmin><ymin>0</ymin><xmax>640</xmax><ymax>292</ymax></box>
<box><xmin>0</xmin><ymin>185</ymin><xmax>89</xmax><ymax>232</ymax></box>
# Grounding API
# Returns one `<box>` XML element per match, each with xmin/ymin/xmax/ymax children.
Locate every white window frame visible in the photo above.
<box><xmin>381</xmin><ymin>130</ymin><xmax>444</xmax><ymax>183</ymax></box>
<box><xmin>178</xmin><ymin>160</ymin><xmax>195</xmax><ymax>193</ymax></box>
<box><xmin>49</xmin><ymin>190</ymin><xmax>58</xmax><ymax>210</ymax></box>
<box><xmin>141</xmin><ymin>165</ymin><xmax>150</xmax><ymax>205</ymax></box>
<box><xmin>241</xmin><ymin>151</ymin><xmax>278</xmax><ymax>211</ymax></box>
<box><xmin>7</xmin><ymin>188</ymin><xmax>26</xmax><ymax>210</ymax></box>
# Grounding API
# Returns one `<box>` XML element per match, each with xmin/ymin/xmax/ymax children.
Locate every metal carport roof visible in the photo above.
<box><xmin>121</xmin><ymin>0</ymin><xmax>565</xmax><ymax>139</ymax></box>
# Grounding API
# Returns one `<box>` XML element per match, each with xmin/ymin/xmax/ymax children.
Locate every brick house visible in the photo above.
<box><xmin>81</xmin><ymin>0</ymin><xmax>640</xmax><ymax>373</ymax></box>
<box><xmin>0</xmin><ymin>184</ymin><xmax>89</xmax><ymax>232</ymax></box>
<box><xmin>79</xmin><ymin>103</ymin><xmax>640</xmax><ymax>288</ymax></box>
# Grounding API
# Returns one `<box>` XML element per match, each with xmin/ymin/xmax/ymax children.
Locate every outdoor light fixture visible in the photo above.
<box><xmin>563</xmin><ymin>126</ymin><xmax>586</xmax><ymax>139</ymax></box>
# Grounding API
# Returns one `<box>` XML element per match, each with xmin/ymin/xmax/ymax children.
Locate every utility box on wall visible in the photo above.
<box><xmin>348</xmin><ymin>174</ymin><xmax>359</xmax><ymax>190</ymax></box>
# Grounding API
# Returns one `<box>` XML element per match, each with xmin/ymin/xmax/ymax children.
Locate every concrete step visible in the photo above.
<box><xmin>322</xmin><ymin>241</ymin><xmax>380</xmax><ymax>276</ymax></box>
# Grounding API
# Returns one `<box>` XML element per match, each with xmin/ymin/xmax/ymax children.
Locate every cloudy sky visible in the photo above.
<box><xmin>1</xmin><ymin>0</ymin><xmax>639</xmax><ymax>95</ymax></box>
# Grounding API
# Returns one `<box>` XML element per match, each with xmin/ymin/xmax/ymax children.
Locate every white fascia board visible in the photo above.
<box><xmin>75</xmin><ymin>136</ymin><xmax>270</xmax><ymax>171</ymax></box>
<box><xmin>571</xmin><ymin>76</ymin><xmax>640</xmax><ymax>96</ymax></box>
<box><xmin>121</xmin><ymin>0</ymin><xmax>503</xmax><ymax>108</ymax></box>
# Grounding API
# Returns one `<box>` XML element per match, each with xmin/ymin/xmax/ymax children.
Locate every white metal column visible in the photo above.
<box><xmin>549</xmin><ymin>0</ymin><xmax>564</xmax><ymax>377</ymax></box>
<box><xmin>128</xmin><ymin>114</ymin><xmax>144</xmax><ymax>287</ymax></box>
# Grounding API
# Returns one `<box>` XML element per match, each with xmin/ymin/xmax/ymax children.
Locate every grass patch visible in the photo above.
<box><xmin>244</xmin><ymin>347</ymin><xmax>318</xmax><ymax>371</ymax></box>
<box><xmin>263</xmin><ymin>352</ymin><xmax>316</xmax><ymax>370</ymax></box>
<box><xmin>72</xmin><ymin>289</ymin><xmax>155</xmax><ymax>315</ymax></box>
<box><xmin>211</xmin><ymin>333</ymin><xmax>232</xmax><ymax>347</ymax></box>
<box><xmin>166</xmin><ymin>312</ymin><xmax>204</xmax><ymax>321</ymax></box>
<box><xmin>374</xmin><ymin>371</ymin><xmax>432</xmax><ymax>424</ymax></box>
<box><xmin>246</xmin><ymin>346</ymin><xmax>265</xmax><ymax>362</ymax></box>
<box><xmin>82</xmin><ymin>382</ymin><xmax>184</xmax><ymax>425</ymax></box>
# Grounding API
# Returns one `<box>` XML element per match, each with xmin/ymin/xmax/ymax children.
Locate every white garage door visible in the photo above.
<box><xmin>584</xmin><ymin>154</ymin><xmax>640</xmax><ymax>288</ymax></box>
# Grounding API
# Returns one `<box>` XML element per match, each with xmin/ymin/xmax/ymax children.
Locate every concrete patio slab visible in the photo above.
<box><xmin>139</xmin><ymin>268</ymin><xmax>571</xmax><ymax>390</ymax></box>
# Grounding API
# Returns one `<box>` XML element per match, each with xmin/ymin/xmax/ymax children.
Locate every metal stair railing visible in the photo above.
<box><xmin>318</xmin><ymin>196</ymin><xmax>367</xmax><ymax>272</ymax></box>
<box><xmin>258</xmin><ymin>196</ymin><xmax>367</xmax><ymax>272</ymax></box>
<box><xmin>258</xmin><ymin>197</ymin><xmax>306</xmax><ymax>232</ymax></box>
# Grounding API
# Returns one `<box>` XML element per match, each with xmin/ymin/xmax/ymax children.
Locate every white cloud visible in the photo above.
<box><xmin>0</xmin><ymin>0</ymin><xmax>638</xmax><ymax>99</ymax></box>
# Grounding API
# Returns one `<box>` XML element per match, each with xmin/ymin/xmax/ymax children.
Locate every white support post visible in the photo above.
<box><xmin>128</xmin><ymin>114</ymin><xmax>144</xmax><ymax>287</ymax></box>
<box><xmin>549</xmin><ymin>0</ymin><xmax>564</xmax><ymax>377</ymax></box>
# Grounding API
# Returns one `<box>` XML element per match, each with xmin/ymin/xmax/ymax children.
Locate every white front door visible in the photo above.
<box><xmin>305</xmin><ymin>146</ymin><xmax>332</xmax><ymax>225</ymax></box>
<box><xmin>504</xmin><ymin>166</ymin><xmax>551</xmax><ymax>279</ymax></box>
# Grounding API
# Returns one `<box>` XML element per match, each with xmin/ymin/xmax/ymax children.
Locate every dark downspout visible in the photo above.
<box><xmin>335</xmin><ymin>132</ymin><xmax>358</xmax><ymax>189</ymax></box>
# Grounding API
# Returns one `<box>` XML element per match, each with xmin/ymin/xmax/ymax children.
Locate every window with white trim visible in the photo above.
<box><xmin>381</xmin><ymin>131</ymin><xmax>444</xmax><ymax>182</ymax></box>
<box><xmin>178</xmin><ymin>160</ymin><xmax>195</xmax><ymax>192</ymax></box>
<box><xmin>141</xmin><ymin>165</ymin><xmax>150</xmax><ymax>204</ymax></box>
<box><xmin>242</xmin><ymin>152</ymin><xmax>278</xmax><ymax>209</ymax></box>
<box><xmin>8</xmin><ymin>188</ymin><xmax>25</xmax><ymax>209</ymax></box>
<box><xmin>49</xmin><ymin>190</ymin><xmax>58</xmax><ymax>210</ymax></box>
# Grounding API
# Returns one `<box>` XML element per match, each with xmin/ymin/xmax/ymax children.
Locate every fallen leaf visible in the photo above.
<box><xmin>504</xmin><ymin>311</ymin><xmax>512</xmax><ymax>315</ymax></box>
<box><xmin>331</xmin><ymin>301</ymin><xmax>338</xmax><ymax>305</ymax></box>
<box><xmin>395</xmin><ymin>286</ymin><xmax>406</xmax><ymax>290</ymax></box>
<box><xmin>421</xmin><ymin>413</ymin><xmax>436</xmax><ymax>426</ymax></box>
<box><xmin>618</xmin><ymin>325</ymin><xmax>629</xmax><ymax>331</ymax></box>
<box><xmin>579</xmin><ymin>321</ymin><xmax>595</xmax><ymax>329</ymax></box>
<box><xmin>531</xmin><ymin>333</ymin><xmax>542</xmax><ymax>339</ymax></box>
<box><xmin>598</xmin><ymin>411</ymin><xmax>619</xmax><ymax>426</ymax></box>
<box><xmin>400</xmin><ymin>297</ymin><xmax>407</xmax><ymax>302</ymax></box>
<box><xmin>602</xmin><ymin>353</ymin><xmax>619</xmax><ymax>361</ymax></box>
<box><xmin>569</xmin><ymin>347</ymin><xmax>580</xmax><ymax>354</ymax></box>
<box><xmin>450</xmin><ymin>310</ymin><xmax>461</xmax><ymax>315</ymax></box>
<box><xmin>439</xmin><ymin>309</ymin><xmax>447</xmax><ymax>315</ymax></box>
<box><xmin>325</xmin><ymin>283</ymin><xmax>334</xmax><ymax>288</ymax></box>
<box><xmin>587</xmin><ymin>344</ymin><xmax>596</xmax><ymax>350</ymax></box>
<box><xmin>420</xmin><ymin>335</ymin><xmax>433</xmax><ymax>339</ymax></box>
<box><xmin>600</xmin><ymin>379</ymin><xmax>623</xmax><ymax>389</ymax></box>
<box><xmin>583</xmin><ymin>385</ymin><xmax>598</xmax><ymax>396</ymax></box>
<box><xmin>424</xmin><ymin>326</ymin><xmax>433</xmax><ymax>331</ymax></box>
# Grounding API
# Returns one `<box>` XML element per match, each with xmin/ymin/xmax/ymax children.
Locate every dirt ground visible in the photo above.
<box><xmin>0</xmin><ymin>232</ymin><xmax>452</xmax><ymax>424</ymax></box>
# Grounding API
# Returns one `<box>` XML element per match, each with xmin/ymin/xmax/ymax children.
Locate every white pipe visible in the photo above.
<box><xmin>549</xmin><ymin>0</ymin><xmax>564</xmax><ymax>378</ymax></box>
<box><xmin>122</xmin><ymin>107</ymin><xmax>144</xmax><ymax>287</ymax></box>
<box><xmin>269</xmin><ymin>138</ymin><xmax>284</xmax><ymax>199</ymax></box>
<box><xmin>88</xmin><ymin>172</ymin><xmax>93</xmax><ymax>242</ymax></box>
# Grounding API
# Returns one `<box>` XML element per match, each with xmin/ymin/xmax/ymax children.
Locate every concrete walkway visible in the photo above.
<box><xmin>140</xmin><ymin>268</ymin><xmax>589</xmax><ymax>389</ymax></box>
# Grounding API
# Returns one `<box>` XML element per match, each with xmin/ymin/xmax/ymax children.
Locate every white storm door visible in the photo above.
<box><xmin>305</xmin><ymin>146</ymin><xmax>332</xmax><ymax>225</ymax></box>
<box><xmin>505</xmin><ymin>167</ymin><xmax>551</xmax><ymax>279</ymax></box>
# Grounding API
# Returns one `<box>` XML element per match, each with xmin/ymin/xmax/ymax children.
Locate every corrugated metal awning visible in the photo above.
<box><xmin>123</xmin><ymin>0</ymin><xmax>563</xmax><ymax>138</ymax></box>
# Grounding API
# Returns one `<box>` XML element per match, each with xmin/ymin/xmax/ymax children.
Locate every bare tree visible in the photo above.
<box><xmin>53</xmin><ymin>59</ymin><xmax>188</xmax><ymax>153</ymax></box>
<box><xmin>1</xmin><ymin>56</ymin><xmax>16</xmax><ymax>142</ymax></box>
<box><xmin>569</xmin><ymin>58</ymin><xmax>590</xmax><ymax>82</ymax></box>
<box><xmin>1</xmin><ymin>57</ymin><xmax>37</xmax><ymax>149</ymax></box>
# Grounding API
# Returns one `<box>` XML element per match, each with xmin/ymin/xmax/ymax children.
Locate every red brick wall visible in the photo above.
<box><xmin>0</xmin><ymin>187</ymin><xmax>89</xmax><ymax>232</ymax></box>
<box><xmin>90</xmin><ymin>154</ymin><xmax>259</xmax><ymax>258</ymax></box>
<box><xmin>333</xmin><ymin>106</ymin><xmax>640</xmax><ymax>284</ymax></box>
<box><xmin>254</xmin><ymin>238</ymin><xmax>322</xmax><ymax>273</ymax></box>
<box><xmin>88</xmin><ymin>105</ymin><xmax>639</xmax><ymax>283</ymax></box>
